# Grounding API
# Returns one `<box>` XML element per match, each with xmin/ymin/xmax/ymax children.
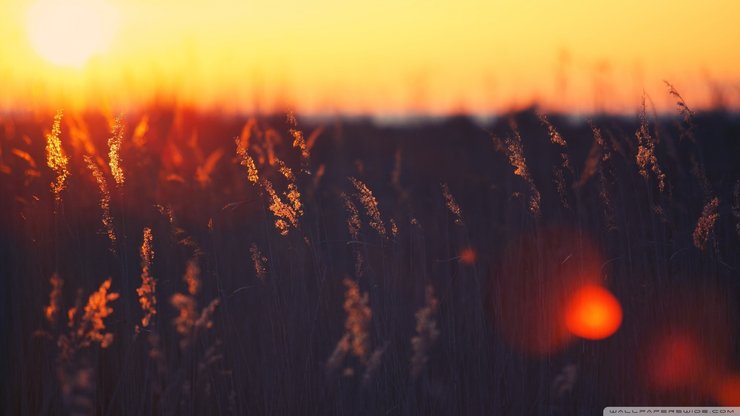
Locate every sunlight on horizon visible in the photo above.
<box><xmin>1</xmin><ymin>0</ymin><xmax>739</xmax><ymax>114</ymax></box>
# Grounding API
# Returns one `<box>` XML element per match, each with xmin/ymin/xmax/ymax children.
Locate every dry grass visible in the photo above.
<box><xmin>575</xmin><ymin>126</ymin><xmax>604</xmax><ymax>188</ymax></box>
<box><xmin>59</xmin><ymin>278</ymin><xmax>120</xmax><ymax>361</ymax></box>
<box><xmin>350</xmin><ymin>177</ymin><xmax>386</xmax><ymax>237</ymax></box>
<box><xmin>539</xmin><ymin>114</ymin><xmax>573</xmax><ymax>208</ymax></box>
<box><xmin>45</xmin><ymin>273</ymin><xmax>63</xmax><ymax>326</ymax></box>
<box><xmin>7</xmin><ymin>102</ymin><xmax>736</xmax><ymax>414</ymax></box>
<box><xmin>664</xmin><ymin>81</ymin><xmax>696</xmax><ymax>143</ymax></box>
<box><xmin>277</xmin><ymin>158</ymin><xmax>303</xmax><ymax>218</ymax></box>
<box><xmin>410</xmin><ymin>285</ymin><xmax>440</xmax><ymax>379</ymax></box>
<box><xmin>235</xmin><ymin>135</ymin><xmax>259</xmax><ymax>184</ymax></box>
<box><xmin>343</xmin><ymin>278</ymin><xmax>372</xmax><ymax>363</ymax></box>
<box><xmin>45</xmin><ymin>110</ymin><xmax>69</xmax><ymax>203</ymax></box>
<box><xmin>184</xmin><ymin>259</ymin><xmax>201</xmax><ymax>295</ymax></box>
<box><xmin>261</xmin><ymin>177</ymin><xmax>302</xmax><ymax>236</ymax></box>
<box><xmin>137</xmin><ymin>227</ymin><xmax>156</xmax><ymax>329</ymax></box>
<box><xmin>341</xmin><ymin>192</ymin><xmax>362</xmax><ymax>240</ymax></box>
<box><xmin>693</xmin><ymin>197</ymin><xmax>720</xmax><ymax>250</ymax></box>
<box><xmin>107</xmin><ymin>117</ymin><xmax>125</xmax><ymax>187</ymax></box>
<box><xmin>170</xmin><ymin>258</ymin><xmax>220</xmax><ymax>349</ymax></box>
<box><xmin>505</xmin><ymin>119</ymin><xmax>541</xmax><ymax>215</ymax></box>
<box><xmin>287</xmin><ymin>112</ymin><xmax>310</xmax><ymax>171</ymax></box>
<box><xmin>441</xmin><ymin>182</ymin><xmax>464</xmax><ymax>225</ymax></box>
<box><xmin>635</xmin><ymin>95</ymin><xmax>666</xmax><ymax>192</ymax></box>
<box><xmin>84</xmin><ymin>155</ymin><xmax>116</xmax><ymax>249</ymax></box>
<box><xmin>539</xmin><ymin>113</ymin><xmax>568</xmax><ymax>148</ymax></box>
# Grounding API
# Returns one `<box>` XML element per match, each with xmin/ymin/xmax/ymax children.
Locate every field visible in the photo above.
<box><xmin>1</xmin><ymin>97</ymin><xmax>739</xmax><ymax>415</ymax></box>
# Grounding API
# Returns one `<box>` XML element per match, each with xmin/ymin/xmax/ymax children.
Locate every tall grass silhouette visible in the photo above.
<box><xmin>1</xmin><ymin>84</ymin><xmax>738</xmax><ymax>414</ymax></box>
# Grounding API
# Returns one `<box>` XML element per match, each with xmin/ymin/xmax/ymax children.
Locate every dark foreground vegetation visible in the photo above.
<box><xmin>0</xmin><ymin>98</ymin><xmax>738</xmax><ymax>415</ymax></box>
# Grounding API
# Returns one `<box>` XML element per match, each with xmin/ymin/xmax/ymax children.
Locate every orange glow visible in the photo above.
<box><xmin>647</xmin><ymin>332</ymin><xmax>704</xmax><ymax>391</ymax></box>
<box><xmin>458</xmin><ymin>247</ymin><xmax>477</xmax><ymax>265</ymax></box>
<box><xmin>633</xmin><ymin>287</ymin><xmax>733</xmax><ymax>402</ymax></box>
<box><xmin>0</xmin><ymin>1</ymin><xmax>739</xmax><ymax>113</ymax></box>
<box><xmin>715</xmin><ymin>375</ymin><xmax>740</xmax><ymax>406</ymax></box>
<box><xmin>491</xmin><ymin>228</ymin><xmax>608</xmax><ymax>355</ymax></box>
<box><xmin>565</xmin><ymin>284</ymin><xmax>622</xmax><ymax>340</ymax></box>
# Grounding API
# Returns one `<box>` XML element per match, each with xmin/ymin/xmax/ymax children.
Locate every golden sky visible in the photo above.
<box><xmin>1</xmin><ymin>0</ymin><xmax>739</xmax><ymax>114</ymax></box>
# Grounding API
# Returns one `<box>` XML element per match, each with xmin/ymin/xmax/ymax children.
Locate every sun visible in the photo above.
<box><xmin>26</xmin><ymin>0</ymin><xmax>119</xmax><ymax>68</ymax></box>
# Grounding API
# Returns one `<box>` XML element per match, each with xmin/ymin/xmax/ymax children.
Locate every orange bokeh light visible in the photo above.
<box><xmin>492</xmin><ymin>228</ymin><xmax>608</xmax><ymax>355</ymax></box>
<box><xmin>648</xmin><ymin>332</ymin><xmax>704</xmax><ymax>391</ymax></box>
<box><xmin>565</xmin><ymin>284</ymin><xmax>622</xmax><ymax>340</ymax></box>
<box><xmin>458</xmin><ymin>247</ymin><xmax>477</xmax><ymax>265</ymax></box>
<box><xmin>715</xmin><ymin>375</ymin><xmax>740</xmax><ymax>406</ymax></box>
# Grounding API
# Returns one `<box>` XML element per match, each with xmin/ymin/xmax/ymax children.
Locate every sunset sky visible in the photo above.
<box><xmin>1</xmin><ymin>0</ymin><xmax>739</xmax><ymax>115</ymax></box>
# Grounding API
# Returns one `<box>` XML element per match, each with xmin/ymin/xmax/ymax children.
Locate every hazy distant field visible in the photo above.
<box><xmin>1</xmin><ymin>98</ymin><xmax>738</xmax><ymax>415</ymax></box>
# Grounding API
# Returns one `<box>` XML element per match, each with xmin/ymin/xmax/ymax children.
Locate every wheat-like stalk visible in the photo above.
<box><xmin>575</xmin><ymin>125</ymin><xmax>605</xmax><ymax>188</ymax></box>
<box><xmin>171</xmin><ymin>295</ymin><xmax>220</xmax><ymax>350</ymax></box>
<box><xmin>340</xmin><ymin>192</ymin><xmax>362</xmax><ymax>240</ymax></box>
<box><xmin>184</xmin><ymin>259</ymin><xmax>200</xmax><ymax>296</ymax></box>
<box><xmin>45</xmin><ymin>110</ymin><xmax>69</xmax><ymax>203</ymax></box>
<box><xmin>635</xmin><ymin>95</ymin><xmax>666</xmax><ymax>192</ymax></box>
<box><xmin>664</xmin><ymin>81</ymin><xmax>696</xmax><ymax>143</ymax></box>
<box><xmin>171</xmin><ymin>293</ymin><xmax>197</xmax><ymax>339</ymax></box>
<box><xmin>235</xmin><ymin>136</ymin><xmax>259</xmax><ymax>184</ymax></box>
<box><xmin>170</xmin><ymin>258</ymin><xmax>219</xmax><ymax>349</ymax></box>
<box><xmin>287</xmin><ymin>112</ymin><xmax>310</xmax><ymax>171</ymax></box>
<box><xmin>693</xmin><ymin>197</ymin><xmax>720</xmax><ymax>251</ymax></box>
<box><xmin>553</xmin><ymin>168</ymin><xmax>569</xmax><ymax>208</ymax></box>
<box><xmin>84</xmin><ymin>156</ymin><xmax>116</xmax><ymax>249</ymax></box>
<box><xmin>441</xmin><ymin>183</ymin><xmax>463</xmax><ymax>225</ymax></box>
<box><xmin>326</xmin><ymin>278</ymin><xmax>373</xmax><ymax>373</ymax></box>
<box><xmin>505</xmin><ymin>120</ymin><xmax>541</xmax><ymax>216</ymax></box>
<box><xmin>539</xmin><ymin>114</ymin><xmax>573</xmax><ymax>207</ymax></box>
<box><xmin>261</xmin><ymin>178</ymin><xmax>301</xmax><ymax>236</ymax></box>
<box><xmin>107</xmin><ymin>117</ymin><xmax>125</xmax><ymax>187</ymax></box>
<box><xmin>137</xmin><ymin>228</ymin><xmax>157</xmax><ymax>329</ymax></box>
<box><xmin>389</xmin><ymin>218</ymin><xmax>399</xmax><ymax>238</ymax></box>
<box><xmin>411</xmin><ymin>285</ymin><xmax>440</xmax><ymax>379</ymax></box>
<box><xmin>350</xmin><ymin>177</ymin><xmax>386</xmax><ymax>237</ymax></box>
<box><xmin>539</xmin><ymin>113</ymin><xmax>567</xmax><ymax>147</ymax></box>
<box><xmin>591</xmin><ymin>126</ymin><xmax>617</xmax><ymax>230</ymax></box>
<box><xmin>45</xmin><ymin>273</ymin><xmax>63</xmax><ymax>326</ymax></box>
<box><xmin>59</xmin><ymin>278</ymin><xmax>119</xmax><ymax>361</ymax></box>
<box><xmin>343</xmin><ymin>278</ymin><xmax>372</xmax><ymax>363</ymax></box>
<box><xmin>193</xmin><ymin>299</ymin><xmax>220</xmax><ymax>334</ymax></box>
<box><xmin>276</xmin><ymin>158</ymin><xmax>303</xmax><ymax>216</ymax></box>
